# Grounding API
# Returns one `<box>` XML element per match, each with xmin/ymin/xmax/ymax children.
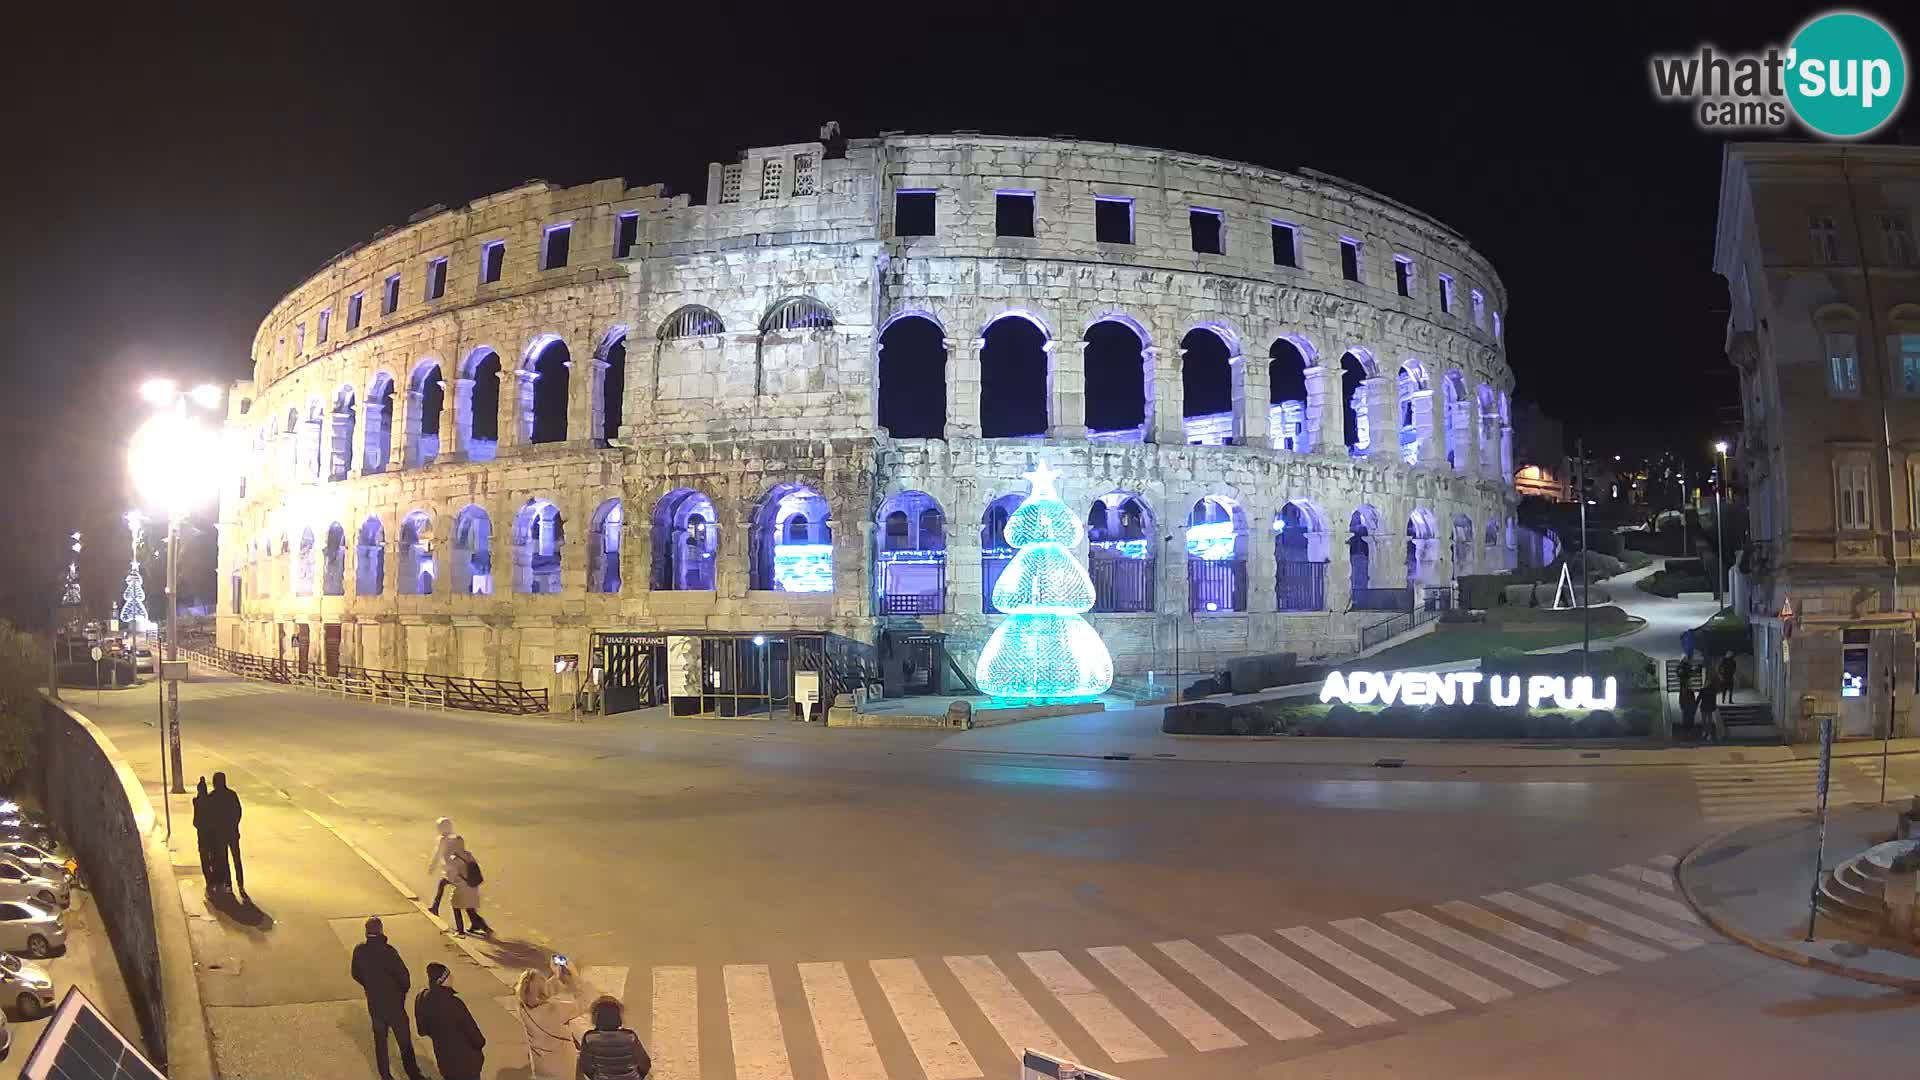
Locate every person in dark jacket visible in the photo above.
<box><xmin>1677</xmin><ymin>656</ymin><xmax>1698</xmax><ymax>738</ymax></box>
<box><xmin>350</xmin><ymin>917</ymin><xmax>426</xmax><ymax>1080</ymax></box>
<box><xmin>191</xmin><ymin>776</ymin><xmax>230</xmax><ymax>892</ymax></box>
<box><xmin>416</xmin><ymin>962</ymin><xmax>486</xmax><ymax>1080</ymax></box>
<box><xmin>1718</xmin><ymin>652</ymin><xmax>1738</xmax><ymax>701</ymax></box>
<box><xmin>575</xmin><ymin>995</ymin><xmax>651</xmax><ymax>1080</ymax></box>
<box><xmin>206</xmin><ymin>772</ymin><xmax>246</xmax><ymax>898</ymax></box>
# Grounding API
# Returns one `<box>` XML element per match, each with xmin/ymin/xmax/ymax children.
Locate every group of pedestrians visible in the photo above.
<box><xmin>351</xmin><ymin>915</ymin><xmax>482</xmax><ymax>1080</ymax></box>
<box><xmin>190</xmin><ymin>772</ymin><xmax>246</xmax><ymax>898</ymax></box>
<box><xmin>1677</xmin><ymin>652</ymin><xmax>1738</xmax><ymax>743</ymax></box>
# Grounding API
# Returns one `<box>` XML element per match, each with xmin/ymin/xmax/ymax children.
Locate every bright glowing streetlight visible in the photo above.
<box><xmin>128</xmin><ymin>379</ymin><xmax>225</xmax><ymax>794</ymax></box>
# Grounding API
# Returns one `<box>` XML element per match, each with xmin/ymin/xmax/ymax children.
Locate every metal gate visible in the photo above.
<box><xmin>593</xmin><ymin>632</ymin><xmax>666</xmax><ymax>715</ymax></box>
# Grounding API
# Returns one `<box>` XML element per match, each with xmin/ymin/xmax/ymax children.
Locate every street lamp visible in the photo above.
<box><xmin>1712</xmin><ymin>441</ymin><xmax>1730</xmax><ymax>608</ymax></box>
<box><xmin>127</xmin><ymin>380</ymin><xmax>223</xmax><ymax>794</ymax></box>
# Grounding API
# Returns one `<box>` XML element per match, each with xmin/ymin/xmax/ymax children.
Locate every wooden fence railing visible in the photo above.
<box><xmin>185</xmin><ymin>646</ymin><xmax>549</xmax><ymax>715</ymax></box>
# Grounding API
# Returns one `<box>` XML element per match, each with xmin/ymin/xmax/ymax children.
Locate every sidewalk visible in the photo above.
<box><xmin>1678</xmin><ymin>804</ymin><xmax>1920</xmax><ymax>990</ymax></box>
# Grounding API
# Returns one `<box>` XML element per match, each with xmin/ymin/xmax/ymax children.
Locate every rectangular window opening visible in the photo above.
<box><xmin>894</xmin><ymin>190</ymin><xmax>936</xmax><ymax>237</ymax></box>
<box><xmin>1882</xmin><ymin>212</ymin><xmax>1916</xmax><ymax>267</ymax></box>
<box><xmin>1095</xmin><ymin>196</ymin><xmax>1134</xmax><ymax>244</ymax></box>
<box><xmin>614</xmin><ymin>213</ymin><xmax>639</xmax><ymax>259</ymax></box>
<box><xmin>481</xmin><ymin>240</ymin><xmax>505</xmax><ymax>283</ymax></box>
<box><xmin>1810</xmin><ymin>213</ymin><xmax>1840</xmax><ymax>265</ymax></box>
<box><xmin>1470</xmin><ymin>288</ymin><xmax>1486</xmax><ymax>327</ymax></box>
<box><xmin>1827</xmin><ymin>331</ymin><xmax>1861</xmax><ymax>397</ymax></box>
<box><xmin>347</xmin><ymin>292</ymin><xmax>364</xmax><ymax>331</ymax></box>
<box><xmin>382</xmin><ymin>274</ymin><xmax>401</xmax><ymax>315</ymax></box>
<box><xmin>1339</xmin><ymin>238</ymin><xmax>1362</xmax><ymax>282</ymax></box>
<box><xmin>317</xmin><ymin>308</ymin><xmax>331</xmax><ymax>345</ymax></box>
<box><xmin>1438</xmin><ymin>274</ymin><xmax>1454</xmax><ymax>314</ymax></box>
<box><xmin>1393</xmin><ymin>256</ymin><xmax>1413</xmax><ymax>297</ymax></box>
<box><xmin>426</xmin><ymin>257</ymin><xmax>448</xmax><ymax>301</ymax></box>
<box><xmin>1900</xmin><ymin>333</ymin><xmax>1920</xmax><ymax>396</ymax></box>
<box><xmin>542</xmin><ymin>224</ymin><xmax>571</xmax><ymax>270</ymax></box>
<box><xmin>996</xmin><ymin>191</ymin><xmax>1035</xmax><ymax>238</ymax></box>
<box><xmin>1189</xmin><ymin>208</ymin><xmax>1224</xmax><ymax>255</ymax></box>
<box><xmin>1271</xmin><ymin>221</ymin><xmax>1298</xmax><ymax>267</ymax></box>
<box><xmin>294</xmin><ymin>323</ymin><xmax>306</xmax><ymax>354</ymax></box>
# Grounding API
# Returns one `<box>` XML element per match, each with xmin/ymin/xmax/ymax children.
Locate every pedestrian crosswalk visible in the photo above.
<box><xmin>406</xmin><ymin>855</ymin><xmax>1707</xmax><ymax>1078</ymax></box>
<box><xmin>1689</xmin><ymin>758</ymin><xmax>1904</xmax><ymax>826</ymax></box>
<box><xmin>178</xmin><ymin>680</ymin><xmax>284</xmax><ymax>701</ymax></box>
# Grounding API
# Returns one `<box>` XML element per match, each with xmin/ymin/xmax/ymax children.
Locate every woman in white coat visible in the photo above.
<box><xmin>513</xmin><ymin>961</ymin><xmax>592</xmax><ymax>1080</ymax></box>
<box><xmin>443</xmin><ymin>840</ymin><xmax>493</xmax><ymax>937</ymax></box>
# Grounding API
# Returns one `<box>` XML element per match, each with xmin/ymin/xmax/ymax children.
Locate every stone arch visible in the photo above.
<box><xmin>758</xmin><ymin>297</ymin><xmax>837</xmax><ymax>398</ymax></box>
<box><xmin>295</xmin><ymin>527</ymin><xmax>316</xmax><ymax>596</ymax></box>
<box><xmin>398</xmin><ymin>510</ymin><xmax>434</xmax><ymax>595</ymax></box>
<box><xmin>457</xmin><ymin>347</ymin><xmax>502</xmax><ymax>462</ymax></box>
<box><xmin>328</xmin><ymin>386</ymin><xmax>356</xmax><ymax>481</ymax></box>
<box><xmin>407</xmin><ymin>359</ymin><xmax>444</xmax><ymax>468</ymax></box>
<box><xmin>877</xmin><ymin>314</ymin><xmax>947</xmax><ymax>438</ymax></box>
<box><xmin>1347</xmin><ymin>504</ymin><xmax>1381</xmax><ymax>596</ymax></box>
<box><xmin>658</xmin><ymin>304</ymin><xmax>725</xmax><ymax>340</ymax></box>
<box><xmin>588</xmin><ymin>498</ymin><xmax>623</xmax><ymax>594</ymax></box>
<box><xmin>303</xmin><ymin>398</ymin><xmax>326</xmax><ymax>479</ymax></box>
<box><xmin>1442</xmin><ymin>369</ymin><xmax>1470</xmax><ymax>471</ymax></box>
<box><xmin>1483</xmin><ymin>518</ymin><xmax>1502</xmax><ymax>571</ymax></box>
<box><xmin>876</xmin><ymin>490</ymin><xmax>946</xmax><ymax>614</ymax></box>
<box><xmin>1086</xmin><ymin>490</ymin><xmax>1156</xmax><ymax>612</ymax></box>
<box><xmin>650</xmin><ymin>488</ymin><xmax>719</xmax><ymax>591</ymax></box>
<box><xmin>524</xmin><ymin>335</ymin><xmax>571</xmax><ymax>445</ymax></box>
<box><xmin>751</xmin><ymin>483</ymin><xmax>832</xmax><ymax>592</ymax></box>
<box><xmin>980</xmin><ymin>491</ymin><xmax>1028</xmax><ymax>612</ymax></box>
<box><xmin>1340</xmin><ymin>351</ymin><xmax>1372</xmax><ymax>454</ymax></box>
<box><xmin>761</xmin><ymin>296</ymin><xmax>835</xmax><ymax>334</ymax></box>
<box><xmin>1477</xmin><ymin>383</ymin><xmax>1501</xmax><ymax>480</ymax></box>
<box><xmin>1268</xmin><ymin>336</ymin><xmax>1313</xmax><ymax>452</ymax></box>
<box><xmin>356</xmin><ymin>516</ymin><xmax>385</xmax><ymax>596</ymax></box>
<box><xmin>513</xmin><ymin>498</ymin><xmax>565</xmax><ymax>593</ymax></box>
<box><xmin>451</xmin><ymin>505</ymin><xmax>493</xmax><ymax>596</ymax></box>
<box><xmin>1451</xmin><ymin>513</ymin><xmax>1476</xmax><ymax>576</ymax></box>
<box><xmin>978</xmin><ymin>311</ymin><xmax>1051</xmax><ymax>438</ymax></box>
<box><xmin>596</xmin><ymin>327</ymin><xmax>628</xmax><ymax>443</ymax></box>
<box><xmin>363</xmin><ymin>372</ymin><xmax>396</xmax><ymax>474</ymax></box>
<box><xmin>322</xmin><ymin>522</ymin><xmax>347</xmax><ymax>595</ymax></box>
<box><xmin>1181</xmin><ymin>325</ymin><xmax>1241</xmax><ymax>445</ymax></box>
<box><xmin>1084</xmin><ymin>315</ymin><xmax>1151</xmax><ymax>441</ymax></box>
<box><xmin>1274</xmin><ymin>499</ymin><xmax>1330</xmax><ymax>611</ymax></box>
<box><xmin>1407</xmin><ymin>507</ymin><xmax>1440</xmax><ymax>586</ymax></box>
<box><xmin>1395</xmin><ymin>360</ymin><xmax>1430</xmax><ymax>465</ymax></box>
<box><xmin>1186</xmin><ymin>495</ymin><xmax>1248</xmax><ymax>613</ymax></box>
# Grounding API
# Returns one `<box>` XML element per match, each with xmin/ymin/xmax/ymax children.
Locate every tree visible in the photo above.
<box><xmin>120</xmin><ymin>564</ymin><xmax>149</xmax><ymax>628</ymax></box>
<box><xmin>975</xmin><ymin>462</ymin><xmax>1114</xmax><ymax>699</ymax></box>
<box><xmin>0</xmin><ymin>622</ymin><xmax>43</xmax><ymax>784</ymax></box>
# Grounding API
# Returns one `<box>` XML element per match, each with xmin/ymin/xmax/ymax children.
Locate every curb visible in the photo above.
<box><xmin>1675</xmin><ymin>819</ymin><xmax>1920</xmax><ymax>994</ymax></box>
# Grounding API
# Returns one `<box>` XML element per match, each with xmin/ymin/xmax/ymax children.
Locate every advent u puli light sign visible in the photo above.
<box><xmin>1320</xmin><ymin>671</ymin><xmax>1619</xmax><ymax>711</ymax></box>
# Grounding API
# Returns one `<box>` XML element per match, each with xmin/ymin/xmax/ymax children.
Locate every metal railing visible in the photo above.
<box><xmin>1091</xmin><ymin>557</ymin><xmax>1156</xmax><ymax>613</ymax></box>
<box><xmin>1357</xmin><ymin>606</ymin><xmax>1442</xmax><ymax>651</ymax></box>
<box><xmin>186</xmin><ymin>645</ymin><xmax>549</xmax><ymax>715</ymax></box>
<box><xmin>1275</xmin><ymin>560</ymin><xmax>1327</xmax><ymax>612</ymax></box>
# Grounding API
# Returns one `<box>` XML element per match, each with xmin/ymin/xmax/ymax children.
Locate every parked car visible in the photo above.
<box><xmin>135</xmin><ymin>647</ymin><xmax>155</xmax><ymax>674</ymax></box>
<box><xmin>0</xmin><ymin>1009</ymin><xmax>10</xmax><ymax>1059</ymax></box>
<box><xmin>0</xmin><ymin>821</ymin><xmax>55</xmax><ymax>853</ymax></box>
<box><xmin>0</xmin><ymin>902</ymin><xmax>63</xmax><ymax>958</ymax></box>
<box><xmin>0</xmin><ymin>951</ymin><xmax>52</xmax><ymax>1018</ymax></box>
<box><xmin>0</xmin><ymin>844</ymin><xmax>67</xmax><ymax>885</ymax></box>
<box><xmin>0</xmin><ymin>863</ymin><xmax>65</xmax><ymax>912</ymax></box>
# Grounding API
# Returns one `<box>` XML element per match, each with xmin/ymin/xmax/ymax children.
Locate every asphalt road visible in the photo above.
<box><xmin>76</xmin><ymin>677</ymin><xmax>1920</xmax><ymax>1079</ymax></box>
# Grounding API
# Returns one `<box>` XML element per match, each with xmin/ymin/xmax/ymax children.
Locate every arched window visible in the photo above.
<box><xmin>363</xmin><ymin>374</ymin><xmax>395</xmax><ymax>474</ymax></box>
<box><xmin>328</xmin><ymin>387</ymin><xmax>356</xmax><ymax>481</ymax></box>
<box><xmin>398</xmin><ymin>511</ymin><xmax>433</xmax><ymax>595</ymax></box>
<box><xmin>598</xmin><ymin>331</ymin><xmax>627</xmax><ymax>443</ymax></box>
<box><xmin>1396</xmin><ymin>361</ymin><xmax>1429</xmax><ymax>466</ymax></box>
<box><xmin>461</xmin><ymin>349</ymin><xmax>502</xmax><ymax>462</ymax></box>
<box><xmin>758</xmin><ymin>298</ymin><xmax>836</xmax><ymax>397</ymax></box>
<box><xmin>1186</xmin><ymin>496</ymin><xmax>1248</xmax><ymax>613</ymax></box>
<box><xmin>322</xmin><ymin>523</ymin><xmax>347</xmax><ymax>596</ymax></box>
<box><xmin>588</xmin><ymin>499</ymin><xmax>623</xmax><ymax>593</ymax></box>
<box><xmin>1087</xmin><ymin>491</ymin><xmax>1156</xmax><ymax>612</ymax></box>
<box><xmin>529</xmin><ymin>338</ymin><xmax>570</xmax><ymax>444</ymax></box>
<box><xmin>658</xmin><ymin>305</ymin><xmax>724</xmax><ymax>341</ymax></box>
<box><xmin>1085</xmin><ymin>317</ymin><xmax>1150</xmax><ymax>441</ymax></box>
<box><xmin>451</xmin><ymin>506</ymin><xmax>493</xmax><ymax>595</ymax></box>
<box><xmin>356</xmin><ymin>517</ymin><xmax>386</xmax><ymax>596</ymax></box>
<box><xmin>650</xmin><ymin>489</ymin><xmax>719</xmax><ymax>591</ymax></box>
<box><xmin>1348</xmin><ymin>504</ymin><xmax>1381</xmax><ymax>599</ymax></box>
<box><xmin>1340</xmin><ymin>351</ymin><xmax>1372</xmax><ymax>454</ymax></box>
<box><xmin>283</xmin><ymin>407</ymin><xmax>301</xmax><ymax>478</ymax></box>
<box><xmin>979</xmin><ymin>314</ymin><xmax>1049</xmax><ymax>438</ymax></box>
<box><xmin>1268</xmin><ymin>338</ymin><xmax>1312</xmax><ymax>452</ymax></box>
<box><xmin>761</xmin><ymin>296</ymin><xmax>835</xmax><ymax>333</ymax></box>
<box><xmin>752</xmin><ymin>484</ymin><xmax>833</xmax><ymax>592</ymax></box>
<box><xmin>876</xmin><ymin>314</ymin><xmax>947</xmax><ymax>438</ymax></box>
<box><xmin>408</xmin><ymin>362</ymin><xmax>444</xmax><ymax>468</ymax></box>
<box><xmin>1407</xmin><ymin>508</ymin><xmax>1439</xmax><ymax>586</ymax></box>
<box><xmin>280</xmin><ymin>534</ymin><xmax>292</xmax><ymax>594</ymax></box>
<box><xmin>1181</xmin><ymin>326</ymin><xmax>1238</xmax><ymax>445</ymax></box>
<box><xmin>1477</xmin><ymin>384</ymin><xmax>1501</xmax><ymax>481</ymax></box>
<box><xmin>1443</xmin><ymin>370</ymin><xmax>1469</xmax><ymax>471</ymax></box>
<box><xmin>1274</xmin><ymin>501</ymin><xmax>1329</xmax><ymax>611</ymax></box>
<box><xmin>981</xmin><ymin>492</ymin><xmax>1025</xmax><ymax>612</ymax></box>
<box><xmin>304</xmin><ymin>402</ymin><xmax>326</xmax><ymax>479</ymax></box>
<box><xmin>514</xmin><ymin>499</ymin><xmax>564</xmax><ymax>593</ymax></box>
<box><xmin>1484</xmin><ymin>519</ymin><xmax>1502</xmax><ymax>572</ymax></box>
<box><xmin>1452</xmin><ymin>513</ymin><xmax>1476</xmax><ymax>576</ymax></box>
<box><xmin>876</xmin><ymin>491</ymin><xmax>946</xmax><ymax>614</ymax></box>
<box><xmin>295</xmin><ymin>527</ymin><xmax>316</xmax><ymax>596</ymax></box>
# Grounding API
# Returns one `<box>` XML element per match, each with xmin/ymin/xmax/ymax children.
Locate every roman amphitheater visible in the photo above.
<box><xmin>213</xmin><ymin>130</ymin><xmax>1516</xmax><ymax>714</ymax></box>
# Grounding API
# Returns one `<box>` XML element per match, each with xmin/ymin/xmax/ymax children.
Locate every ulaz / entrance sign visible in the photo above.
<box><xmin>1320</xmin><ymin>671</ymin><xmax>1619</xmax><ymax>711</ymax></box>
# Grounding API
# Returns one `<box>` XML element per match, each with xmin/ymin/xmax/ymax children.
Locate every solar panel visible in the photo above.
<box><xmin>20</xmin><ymin>987</ymin><xmax>164</xmax><ymax>1080</ymax></box>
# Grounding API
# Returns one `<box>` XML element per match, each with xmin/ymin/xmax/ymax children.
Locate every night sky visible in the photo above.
<box><xmin>3</xmin><ymin>3</ymin><xmax>1910</xmax><ymax>627</ymax></box>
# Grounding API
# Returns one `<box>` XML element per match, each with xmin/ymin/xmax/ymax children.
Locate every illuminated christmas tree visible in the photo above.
<box><xmin>976</xmin><ymin>461</ymin><xmax>1114</xmax><ymax>699</ymax></box>
<box><xmin>120</xmin><ymin>564</ymin><xmax>149</xmax><ymax>627</ymax></box>
<box><xmin>59</xmin><ymin>564</ymin><xmax>81</xmax><ymax>608</ymax></box>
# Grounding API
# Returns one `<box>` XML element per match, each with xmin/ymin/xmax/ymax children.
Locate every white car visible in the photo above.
<box><xmin>0</xmin><ymin>902</ymin><xmax>63</xmax><ymax>958</ymax></box>
<box><xmin>0</xmin><ymin>951</ymin><xmax>52</xmax><ymax>1018</ymax></box>
<box><xmin>0</xmin><ymin>845</ymin><xmax>66</xmax><ymax>884</ymax></box>
<box><xmin>0</xmin><ymin>863</ymin><xmax>65</xmax><ymax>911</ymax></box>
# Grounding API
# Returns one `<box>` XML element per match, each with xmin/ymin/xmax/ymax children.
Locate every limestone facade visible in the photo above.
<box><xmin>216</xmin><ymin>133</ymin><xmax>1517</xmax><ymax>700</ymax></box>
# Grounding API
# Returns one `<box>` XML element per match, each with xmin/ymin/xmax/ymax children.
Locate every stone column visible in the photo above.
<box><xmin>1248</xmin><ymin>514</ymin><xmax>1277</xmax><ymax>615</ymax></box>
<box><xmin>587</xmin><ymin>358</ymin><xmax>611</xmax><ymax>441</ymax></box>
<box><xmin>1303</xmin><ymin>364</ymin><xmax>1344</xmax><ymax>455</ymax></box>
<box><xmin>562</xmin><ymin>352</ymin><xmax>588</xmax><ymax>443</ymax></box>
<box><xmin>508</xmin><ymin>366</ymin><xmax>534</xmax><ymax>450</ymax></box>
<box><xmin>1327</xmin><ymin>532</ymin><xmax>1355</xmax><ymax>613</ymax></box>
<box><xmin>1500</xmin><ymin>423</ymin><xmax>1514</xmax><ymax>481</ymax></box>
<box><xmin>1409</xmin><ymin>389</ymin><xmax>1443</xmax><ymax>467</ymax></box>
<box><xmin>1050</xmin><ymin>340</ymin><xmax>1086</xmax><ymax>441</ymax></box>
<box><xmin>945</xmin><ymin>337</ymin><xmax>980</xmax><ymax>440</ymax></box>
<box><xmin>1362</xmin><ymin>377</ymin><xmax>1395</xmax><ymax>463</ymax></box>
<box><xmin>1236</xmin><ymin>353</ymin><xmax>1269</xmax><ymax>446</ymax></box>
<box><xmin>1152</xmin><ymin>345</ymin><xmax>1184</xmax><ymax>445</ymax></box>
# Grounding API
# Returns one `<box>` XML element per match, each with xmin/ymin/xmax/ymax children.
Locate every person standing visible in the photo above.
<box><xmin>513</xmin><ymin>960</ymin><xmax>590</xmax><ymax>1079</ymax></box>
<box><xmin>444</xmin><ymin>840</ymin><xmax>492</xmax><ymax>937</ymax></box>
<box><xmin>426</xmin><ymin>818</ymin><xmax>460</xmax><ymax>915</ymax></box>
<box><xmin>207</xmin><ymin>771</ymin><xmax>246</xmax><ymax>898</ymax></box>
<box><xmin>575</xmin><ymin>995</ymin><xmax>652</xmax><ymax>1080</ymax></box>
<box><xmin>1718</xmin><ymin>652</ymin><xmax>1738</xmax><ymax>702</ymax></box>
<box><xmin>415</xmin><ymin>963</ymin><xmax>485</xmax><ymax>1080</ymax></box>
<box><xmin>191</xmin><ymin>777</ymin><xmax>228</xmax><ymax>892</ymax></box>
<box><xmin>350</xmin><ymin>917</ymin><xmax>427</xmax><ymax>1080</ymax></box>
<box><xmin>1677</xmin><ymin>655</ymin><xmax>1698</xmax><ymax>739</ymax></box>
<box><xmin>1700</xmin><ymin>663</ymin><xmax>1722</xmax><ymax>744</ymax></box>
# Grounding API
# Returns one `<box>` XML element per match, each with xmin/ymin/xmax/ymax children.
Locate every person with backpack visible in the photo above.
<box><xmin>415</xmin><ymin>963</ymin><xmax>486</xmax><ymax>1080</ymax></box>
<box><xmin>426</xmin><ymin>817</ymin><xmax>461</xmax><ymax>916</ymax></box>
<box><xmin>575</xmin><ymin>995</ymin><xmax>651</xmax><ymax>1080</ymax></box>
<box><xmin>444</xmin><ymin>838</ymin><xmax>492</xmax><ymax>937</ymax></box>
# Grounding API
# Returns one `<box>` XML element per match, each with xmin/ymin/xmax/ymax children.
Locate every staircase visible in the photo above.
<box><xmin>1718</xmin><ymin>702</ymin><xmax>1781</xmax><ymax>744</ymax></box>
<box><xmin>1817</xmin><ymin>839</ymin><xmax>1920</xmax><ymax>931</ymax></box>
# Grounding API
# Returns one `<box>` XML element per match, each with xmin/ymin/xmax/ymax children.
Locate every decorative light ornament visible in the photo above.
<box><xmin>975</xmin><ymin>461</ymin><xmax>1114</xmax><ymax>700</ymax></box>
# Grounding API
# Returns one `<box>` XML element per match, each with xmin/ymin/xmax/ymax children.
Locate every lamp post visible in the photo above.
<box><xmin>129</xmin><ymin>378</ymin><xmax>223</xmax><ymax>795</ymax></box>
<box><xmin>1712</xmin><ymin>441</ymin><xmax>1729</xmax><ymax>607</ymax></box>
